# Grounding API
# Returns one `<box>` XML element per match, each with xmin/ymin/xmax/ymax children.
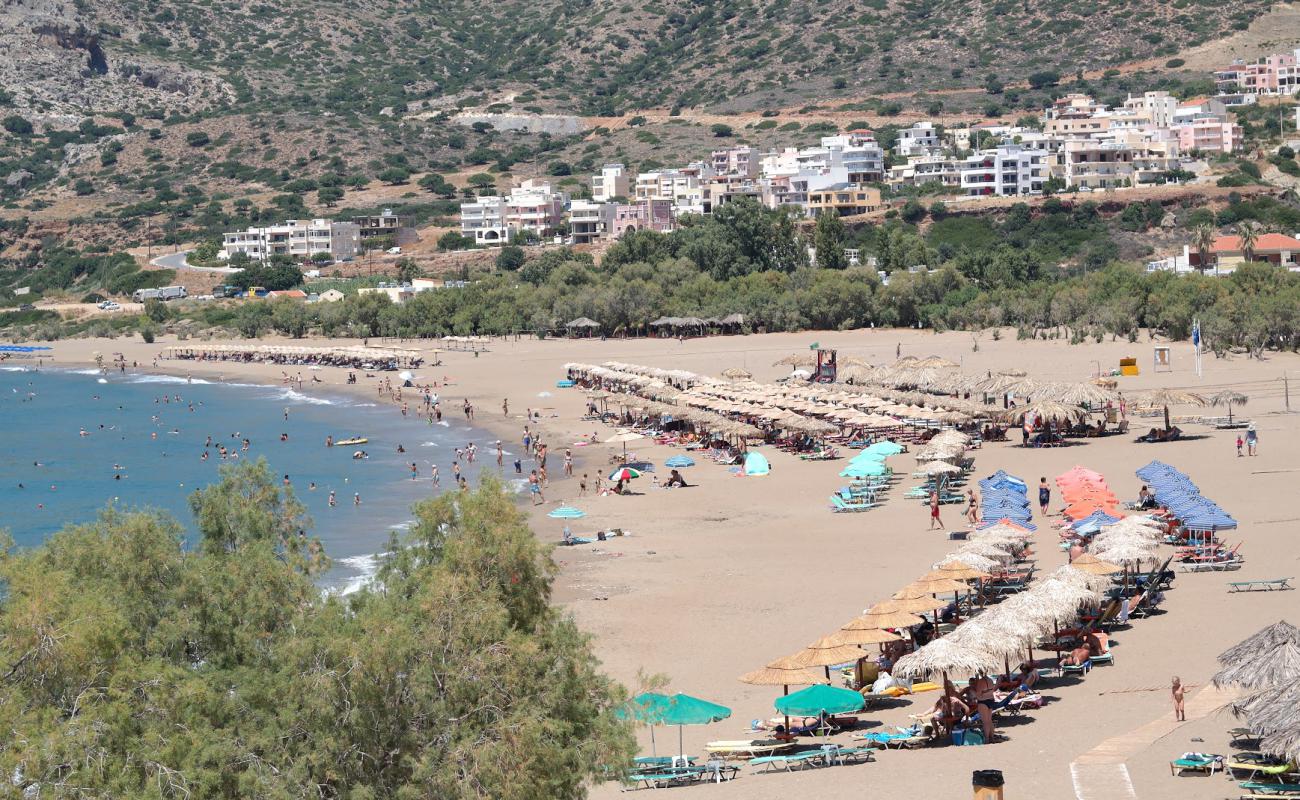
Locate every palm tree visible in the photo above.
<box><xmin>1235</xmin><ymin>221</ymin><xmax>1259</xmax><ymax>265</ymax></box>
<box><xmin>1192</xmin><ymin>225</ymin><xmax>1216</xmax><ymax>275</ymax></box>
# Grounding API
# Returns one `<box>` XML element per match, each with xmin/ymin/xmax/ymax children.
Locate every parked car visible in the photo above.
<box><xmin>386</xmin><ymin>246</ymin><xmax>402</xmax><ymax>254</ymax></box>
<box><xmin>100</xmin><ymin>302</ymin><xmax>122</xmax><ymax>311</ymax></box>
<box><xmin>18</xmin><ymin>303</ymin><xmax>35</xmax><ymax>311</ymax></box>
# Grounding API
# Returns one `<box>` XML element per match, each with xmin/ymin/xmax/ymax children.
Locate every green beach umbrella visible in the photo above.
<box><xmin>774</xmin><ymin>683</ymin><xmax>865</xmax><ymax>717</ymax></box>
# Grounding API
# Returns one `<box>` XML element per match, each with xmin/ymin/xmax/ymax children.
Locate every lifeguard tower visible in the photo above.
<box><xmin>811</xmin><ymin>347</ymin><xmax>838</xmax><ymax>383</ymax></box>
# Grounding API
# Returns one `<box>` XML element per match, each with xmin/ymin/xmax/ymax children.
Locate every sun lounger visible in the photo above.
<box><xmin>830</xmin><ymin>494</ymin><xmax>877</xmax><ymax>512</ymax></box>
<box><xmin>747</xmin><ymin>751</ymin><xmax>826</xmax><ymax>773</ymax></box>
<box><xmin>1170</xmin><ymin>753</ymin><xmax>1223</xmax><ymax>776</ymax></box>
<box><xmin>824</xmin><ymin>745</ymin><xmax>876</xmax><ymax>764</ymax></box>
<box><xmin>706</xmin><ymin>740</ymin><xmax>792</xmax><ymax>759</ymax></box>
<box><xmin>1238</xmin><ymin>782</ymin><xmax>1300</xmax><ymax>796</ymax></box>
<box><xmin>1229</xmin><ymin>578</ymin><xmax>1294</xmax><ymax>592</ymax></box>
<box><xmin>853</xmin><ymin>730</ymin><xmax>929</xmax><ymax>749</ymax></box>
<box><xmin>623</xmin><ymin>767</ymin><xmax>697</xmax><ymax>789</ymax></box>
<box><xmin>1060</xmin><ymin>658</ymin><xmax>1092</xmax><ymax>677</ymax></box>
<box><xmin>1226</xmin><ymin>755</ymin><xmax>1298</xmax><ymax>780</ymax></box>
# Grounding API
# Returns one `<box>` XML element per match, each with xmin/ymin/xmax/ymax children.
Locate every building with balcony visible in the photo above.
<box><xmin>712</xmin><ymin>146</ymin><xmax>759</xmax><ymax>177</ymax></box>
<box><xmin>888</xmin><ymin>154</ymin><xmax>961</xmax><ymax>190</ymax></box>
<box><xmin>569</xmin><ymin>200</ymin><xmax>616</xmax><ymax>244</ymax></box>
<box><xmin>351</xmin><ymin>209</ymin><xmax>418</xmax><ymax>246</ymax></box>
<box><xmin>610</xmin><ymin>199</ymin><xmax>673</xmax><ymax>239</ymax></box>
<box><xmin>592</xmin><ymin>163</ymin><xmax>630</xmax><ymax>202</ymax></box>
<box><xmin>1173</xmin><ymin>116</ymin><xmax>1243</xmax><ymax>153</ymax></box>
<box><xmin>1059</xmin><ymin>138</ymin><xmax>1180</xmax><ymax>189</ymax></box>
<box><xmin>459</xmin><ymin>196</ymin><xmax>511</xmax><ymax>245</ymax></box>
<box><xmin>221</xmin><ymin>219</ymin><xmax>360</xmax><ymax>262</ymax></box>
<box><xmin>895</xmin><ymin>122</ymin><xmax>940</xmax><ymax>156</ymax></box>
<box><xmin>458</xmin><ymin>180</ymin><xmax>567</xmax><ymax>246</ymax></box>
<box><xmin>806</xmin><ymin>183</ymin><xmax>882</xmax><ymax>216</ymax></box>
<box><xmin>959</xmin><ymin>146</ymin><xmax>1047</xmax><ymax>197</ymax></box>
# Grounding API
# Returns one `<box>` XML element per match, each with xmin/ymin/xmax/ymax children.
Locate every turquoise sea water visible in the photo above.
<box><xmin>0</xmin><ymin>366</ymin><xmax>503</xmax><ymax>592</ymax></box>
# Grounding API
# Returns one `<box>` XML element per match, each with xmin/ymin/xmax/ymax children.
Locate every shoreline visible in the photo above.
<box><xmin>16</xmin><ymin>330</ymin><xmax>1300</xmax><ymax>800</ymax></box>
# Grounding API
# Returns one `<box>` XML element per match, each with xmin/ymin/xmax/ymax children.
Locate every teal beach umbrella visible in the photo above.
<box><xmin>863</xmin><ymin>441</ymin><xmax>904</xmax><ymax>456</ymax></box>
<box><xmin>840</xmin><ymin>461</ymin><xmax>887</xmax><ymax>478</ymax></box>
<box><xmin>774</xmin><ymin>683</ymin><xmax>865</xmax><ymax>717</ymax></box>
<box><xmin>620</xmin><ymin>692</ymin><xmax>731</xmax><ymax>757</ymax></box>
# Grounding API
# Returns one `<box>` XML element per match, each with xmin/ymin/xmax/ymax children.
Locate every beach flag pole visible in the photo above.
<box><xmin>1192</xmin><ymin>319</ymin><xmax>1202</xmax><ymax>378</ymax></box>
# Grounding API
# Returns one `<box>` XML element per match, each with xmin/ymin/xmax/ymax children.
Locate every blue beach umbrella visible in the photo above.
<box><xmin>664</xmin><ymin>455</ymin><xmax>695</xmax><ymax>468</ymax></box>
<box><xmin>863</xmin><ymin>441</ymin><xmax>904</xmax><ymax>456</ymax></box>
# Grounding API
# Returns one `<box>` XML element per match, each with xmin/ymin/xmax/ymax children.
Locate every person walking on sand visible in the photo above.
<box><xmin>929</xmin><ymin>489</ymin><xmax>943</xmax><ymax>530</ymax></box>
<box><xmin>503</xmin><ymin>398</ymin><xmax>509</xmax><ymax>417</ymax></box>
<box><xmin>1246</xmin><ymin>423</ymin><xmax>1258</xmax><ymax>456</ymax></box>
<box><xmin>529</xmin><ymin>469</ymin><xmax>544</xmax><ymax>504</ymax></box>
<box><xmin>966</xmin><ymin>489</ymin><xmax>978</xmax><ymax>524</ymax></box>
<box><xmin>564</xmin><ymin>448</ymin><xmax>573</xmax><ymax>477</ymax></box>
<box><xmin>1171</xmin><ymin>676</ymin><xmax>1185</xmax><ymax>721</ymax></box>
<box><xmin>579</xmin><ymin>473</ymin><xmax>588</xmax><ymax>496</ymax></box>
<box><xmin>1236</xmin><ymin>434</ymin><xmax>1244</xmax><ymax>457</ymax></box>
<box><xmin>1038</xmin><ymin>477</ymin><xmax>1051</xmax><ymax>516</ymax></box>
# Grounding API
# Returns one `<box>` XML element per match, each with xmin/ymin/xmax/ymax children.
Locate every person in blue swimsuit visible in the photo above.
<box><xmin>1038</xmin><ymin>477</ymin><xmax>1051</xmax><ymax>515</ymax></box>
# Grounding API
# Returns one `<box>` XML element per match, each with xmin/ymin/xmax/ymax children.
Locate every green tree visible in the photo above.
<box><xmin>317</xmin><ymin>186</ymin><xmax>344</xmax><ymax>206</ymax></box>
<box><xmin>496</xmin><ymin>245</ymin><xmax>526</xmax><ymax>271</ymax></box>
<box><xmin>1235</xmin><ymin>221</ymin><xmax>1259</xmax><ymax>264</ymax></box>
<box><xmin>1192</xmin><ymin>224</ymin><xmax>1216</xmax><ymax>274</ymax></box>
<box><xmin>377</xmin><ymin>167</ymin><xmax>411</xmax><ymax>185</ymax></box>
<box><xmin>710</xmin><ymin>123</ymin><xmax>734</xmax><ymax>137</ymax></box>
<box><xmin>2</xmin><ymin>114</ymin><xmax>33</xmax><ymax>135</ymax></box>
<box><xmin>143</xmin><ymin>297</ymin><xmax>170</xmax><ymax>323</ymax></box>
<box><xmin>813</xmin><ymin>211</ymin><xmax>848</xmax><ymax>269</ymax></box>
<box><xmin>396</xmin><ymin>257</ymin><xmax>420</xmax><ymax>283</ymax></box>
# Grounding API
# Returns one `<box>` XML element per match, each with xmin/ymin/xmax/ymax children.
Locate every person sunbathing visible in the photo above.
<box><xmin>929</xmin><ymin>693</ymin><xmax>970</xmax><ymax>739</ymax></box>
<box><xmin>1061</xmin><ymin>645</ymin><xmax>1092</xmax><ymax>667</ymax></box>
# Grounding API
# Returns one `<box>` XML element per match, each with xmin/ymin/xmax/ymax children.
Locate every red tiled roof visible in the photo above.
<box><xmin>1211</xmin><ymin>233</ymin><xmax>1300</xmax><ymax>252</ymax></box>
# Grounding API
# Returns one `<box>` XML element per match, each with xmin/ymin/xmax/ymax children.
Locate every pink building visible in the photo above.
<box><xmin>611</xmin><ymin>199</ymin><xmax>673</xmax><ymax>239</ymax></box>
<box><xmin>1215</xmin><ymin>49</ymin><xmax>1300</xmax><ymax>96</ymax></box>
<box><xmin>1173</xmin><ymin>117</ymin><xmax>1242</xmax><ymax>153</ymax></box>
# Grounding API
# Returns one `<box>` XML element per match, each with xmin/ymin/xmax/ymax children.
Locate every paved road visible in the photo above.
<box><xmin>151</xmin><ymin>250</ymin><xmax>239</xmax><ymax>274</ymax></box>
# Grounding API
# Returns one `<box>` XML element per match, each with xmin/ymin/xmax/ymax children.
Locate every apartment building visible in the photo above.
<box><xmin>712</xmin><ymin>146</ymin><xmax>759</xmax><ymax>177</ymax></box>
<box><xmin>1215</xmin><ymin>50</ymin><xmax>1300</xmax><ymax>96</ymax></box>
<box><xmin>1122</xmin><ymin>91</ymin><xmax>1179</xmax><ymax>129</ymax></box>
<box><xmin>959</xmin><ymin>145</ymin><xmax>1047</xmax><ymax>197</ymax></box>
<box><xmin>806</xmin><ymin>183</ymin><xmax>882</xmax><ymax>216</ymax></box>
<box><xmin>888</xmin><ymin>154</ymin><xmax>961</xmax><ymax>190</ymax></box>
<box><xmin>592</xmin><ymin>163</ymin><xmax>630</xmax><ymax>202</ymax></box>
<box><xmin>895</xmin><ymin>122</ymin><xmax>940</xmax><ymax>156</ymax></box>
<box><xmin>1173</xmin><ymin>116</ymin><xmax>1243</xmax><ymax>154</ymax></box>
<box><xmin>221</xmin><ymin>219</ymin><xmax>360</xmax><ymax>262</ymax></box>
<box><xmin>459</xmin><ymin>180</ymin><xmax>567</xmax><ymax>246</ymax></box>
<box><xmin>352</xmin><ymin>209</ymin><xmax>418</xmax><ymax>246</ymax></box>
<box><xmin>1059</xmin><ymin>138</ymin><xmax>1179</xmax><ymax>189</ymax></box>
<box><xmin>634</xmin><ymin>166</ymin><xmax>709</xmax><ymax>215</ymax></box>
<box><xmin>569</xmin><ymin>200</ymin><xmax>616</xmax><ymax>245</ymax></box>
<box><xmin>459</xmin><ymin>196</ymin><xmax>510</xmax><ymax>245</ymax></box>
<box><xmin>610</xmin><ymin>199</ymin><xmax>674</xmax><ymax>239</ymax></box>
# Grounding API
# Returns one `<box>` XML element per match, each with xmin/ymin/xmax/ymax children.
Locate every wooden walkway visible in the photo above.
<box><xmin>1070</xmin><ymin>685</ymin><xmax>1241</xmax><ymax>800</ymax></box>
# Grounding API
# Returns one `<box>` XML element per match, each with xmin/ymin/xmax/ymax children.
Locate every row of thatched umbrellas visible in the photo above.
<box><xmin>737</xmin><ymin>522</ymin><xmax>1118</xmax><ymax>696</ymax></box>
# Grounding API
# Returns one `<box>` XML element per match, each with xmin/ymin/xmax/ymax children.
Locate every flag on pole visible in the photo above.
<box><xmin>1192</xmin><ymin>318</ymin><xmax>1202</xmax><ymax>377</ymax></box>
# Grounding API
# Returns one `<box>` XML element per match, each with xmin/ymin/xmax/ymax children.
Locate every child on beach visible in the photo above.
<box><xmin>579</xmin><ymin>473</ymin><xmax>588</xmax><ymax>496</ymax></box>
<box><xmin>514</xmin><ymin>458</ymin><xmax>522</xmax><ymax>475</ymax></box>
<box><xmin>1236</xmin><ymin>435</ymin><xmax>1244</xmax><ymax>457</ymax></box>
<box><xmin>1171</xmin><ymin>676</ymin><xmax>1185</xmax><ymax>721</ymax></box>
<box><xmin>431</xmin><ymin>465</ymin><xmax>440</xmax><ymax>486</ymax></box>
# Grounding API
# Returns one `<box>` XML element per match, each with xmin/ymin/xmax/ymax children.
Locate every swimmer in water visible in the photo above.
<box><xmin>328</xmin><ymin>490</ymin><xmax>337</xmax><ymax>507</ymax></box>
<box><xmin>354</xmin><ymin>493</ymin><xmax>361</xmax><ymax>506</ymax></box>
<box><xmin>308</xmin><ymin>482</ymin><xmax>316</xmax><ymax>491</ymax></box>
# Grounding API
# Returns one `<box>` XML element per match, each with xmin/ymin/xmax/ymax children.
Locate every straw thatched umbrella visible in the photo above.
<box><xmin>721</xmin><ymin>367</ymin><xmax>753</xmax><ymax>380</ymax></box>
<box><xmin>773</xmin><ymin>354</ymin><xmax>816</xmax><ymax>368</ymax></box>
<box><xmin>856</xmin><ymin>603</ymin><xmax>927</xmax><ymax>629</ymax></box>
<box><xmin>876</xmin><ymin>592</ymin><xmax>948</xmax><ymax>615</ymax></box>
<box><xmin>1218</xmin><ymin>621</ymin><xmax>1300</xmax><ymax>667</ymax></box>
<box><xmin>900</xmin><ymin>577</ymin><xmax>969</xmax><ymax>596</ymax></box>
<box><xmin>1067</xmin><ymin>553</ymin><xmax>1123</xmax><ymax>575</ymax></box>
<box><xmin>1133</xmin><ymin>388</ymin><xmax>1207</xmax><ymax>431</ymax></box>
<box><xmin>893</xmin><ymin>637</ymin><xmax>1003</xmax><ymax>696</ymax></box>
<box><xmin>1053</xmin><ymin>382</ymin><xmax>1118</xmax><ymax>407</ymax></box>
<box><xmin>917</xmin><ymin>356</ymin><xmax>960</xmax><ymax>369</ymax></box>
<box><xmin>739</xmin><ymin>656</ymin><xmax>823</xmax><ymax>690</ymax></box>
<box><xmin>837</xmin><ymin>619</ymin><xmax>906</xmax><ymax>646</ymax></box>
<box><xmin>1214</xmin><ymin>640</ymin><xmax>1300</xmax><ymax>690</ymax></box>
<box><xmin>1209</xmin><ymin>390</ymin><xmax>1249</xmax><ymax>425</ymax></box>
<box><xmin>1091</xmin><ymin>539</ymin><xmax>1156</xmax><ymax>565</ymax></box>
<box><xmin>785</xmin><ymin>634</ymin><xmax>870</xmax><ymax>680</ymax></box>
<box><xmin>999</xmin><ymin>399</ymin><xmax>1087</xmax><ymax>426</ymax></box>
<box><xmin>926</xmin><ymin>560</ymin><xmax>992</xmax><ymax>581</ymax></box>
<box><xmin>924</xmin><ymin>460</ymin><xmax>964</xmax><ymax>476</ymax></box>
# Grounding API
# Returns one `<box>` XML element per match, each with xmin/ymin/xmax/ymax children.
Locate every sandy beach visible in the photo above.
<box><xmin>25</xmin><ymin>328</ymin><xmax>1300</xmax><ymax>800</ymax></box>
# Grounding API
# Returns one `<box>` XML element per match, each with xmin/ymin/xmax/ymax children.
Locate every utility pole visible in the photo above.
<box><xmin>1285</xmin><ymin>372</ymin><xmax>1292</xmax><ymax>413</ymax></box>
